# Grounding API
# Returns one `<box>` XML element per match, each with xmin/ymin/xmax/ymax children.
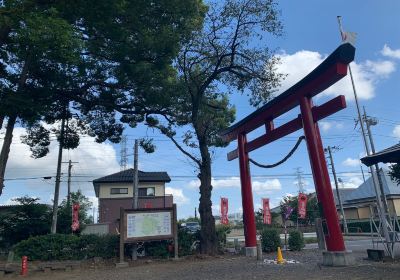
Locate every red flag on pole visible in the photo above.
<box><xmin>220</xmin><ymin>197</ymin><xmax>229</xmax><ymax>225</ymax></box>
<box><xmin>262</xmin><ymin>198</ymin><xmax>271</xmax><ymax>224</ymax></box>
<box><xmin>71</xmin><ymin>203</ymin><xmax>80</xmax><ymax>232</ymax></box>
<box><xmin>298</xmin><ymin>193</ymin><xmax>308</xmax><ymax>219</ymax></box>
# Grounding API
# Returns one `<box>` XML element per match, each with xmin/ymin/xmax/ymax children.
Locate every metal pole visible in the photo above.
<box><xmin>132</xmin><ymin>139</ymin><xmax>139</xmax><ymax>260</ymax></box>
<box><xmin>51</xmin><ymin>116</ymin><xmax>66</xmax><ymax>234</ymax></box>
<box><xmin>327</xmin><ymin>146</ymin><xmax>348</xmax><ymax>234</ymax></box>
<box><xmin>337</xmin><ymin>16</ymin><xmax>392</xmax><ymax>255</ymax></box>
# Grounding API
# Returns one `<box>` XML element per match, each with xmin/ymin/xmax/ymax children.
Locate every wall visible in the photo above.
<box><xmin>393</xmin><ymin>198</ymin><xmax>400</xmax><ymax>216</ymax></box>
<box><xmin>98</xmin><ymin>182</ymin><xmax>165</xmax><ymax>198</ymax></box>
<box><xmin>98</xmin><ymin>196</ymin><xmax>174</xmax><ymax>233</ymax></box>
<box><xmin>344</xmin><ymin>208</ymin><xmax>359</xmax><ymax>220</ymax></box>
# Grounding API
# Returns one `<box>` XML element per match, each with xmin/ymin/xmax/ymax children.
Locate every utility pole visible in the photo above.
<box><xmin>360</xmin><ymin>165</ymin><xmax>366</xmax><ymax>183</ymax></box>
<box><xmin>337</xmin><ymin>16</ymin><xmax>393</xmax><ymax>257</ymax></box>
<box><xmin>195</xmin><ymin>207</ymin><xmax>197</xmax><ymax>219</ymax></box>
<box><xmin>295</xmin><ymin>167</ymin><xmax>305</xmax><ymax>193</ymax></box>
<box><xmin>62</xmin><ymin>160</ymin><xmax>78</xmax><ymax>212</ymax></box>
<box><xmin>51</xmin><ymin>116</ymin><xmax>66</xmax><ymax>234</ymax></box>
<box><xmin>363</xmin><ymin>107</ymin><xmax>391</xmax><ymax>217</ymax></box>
<box><xmin>326</xmin><ymin>146</ymin><xmax>348</xmax><ymax>234</ymax></box>
<box><xmin>120</xmin><ymin>135</ymin><xmax>128</xmax><ymax>171</ymax></box>
<box><xmin>132</xmin><ymin>139</ymin><xmax>139</xmax><ymax>260</ymax></box>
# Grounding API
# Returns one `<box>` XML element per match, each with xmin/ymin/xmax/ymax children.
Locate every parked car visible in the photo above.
<box><xmin>184</xmin><ymin>222</ymin><xmax>201</xmax><ymax>233</ymax></box>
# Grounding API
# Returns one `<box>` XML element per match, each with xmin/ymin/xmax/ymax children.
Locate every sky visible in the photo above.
<box><xmin>1</xmin><ymin>0</ymin><xmax>400</xmax><ymax>220</ymax></box>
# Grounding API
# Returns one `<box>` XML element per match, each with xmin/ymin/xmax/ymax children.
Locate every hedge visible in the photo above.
<box><xmin>288</xmin><ymin>230</ymin><xmax>304</xmax><ymax>251</ymax></box>
<box><xmin>14</xmin><ymin>234</ymin><xmax>119</xmax><ymax>261</ymax></box>
<box><xmin>260</xmin><ymin>228</ymin><xmax>281</xmax><ymax>252</ymax></box>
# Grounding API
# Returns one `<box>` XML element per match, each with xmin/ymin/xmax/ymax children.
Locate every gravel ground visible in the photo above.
<box><xmin>19</xmin><ymin>249</ymin><xmax>400</xmax><ymax>280</ymax></box>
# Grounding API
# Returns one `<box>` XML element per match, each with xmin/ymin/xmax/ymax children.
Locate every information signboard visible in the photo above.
<box><xmin>122</xmin><ymin>207</ymin><xmax>175</xmax><ymax>243</ymax></box>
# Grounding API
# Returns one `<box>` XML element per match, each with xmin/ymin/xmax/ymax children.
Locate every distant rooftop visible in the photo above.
<box><xmin>93</xmin><ymin>169</ymin><xmax>171</xmax><ymax>197</ymax></box>
<box><xmin>93</xmin><ymin>169</ymin><xmax>171</xmax><ymax>184</ymax></box>
<box><xmin>343</xmin><ymin>170</ymin><xmax>400</xmax><ymax>205</ymax></box>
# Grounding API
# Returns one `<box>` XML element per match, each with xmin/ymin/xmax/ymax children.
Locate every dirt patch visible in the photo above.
<box><xmin>10</xmin><ymin>250</ymin><xmax>400</xmax><ymax>280</ymax></box>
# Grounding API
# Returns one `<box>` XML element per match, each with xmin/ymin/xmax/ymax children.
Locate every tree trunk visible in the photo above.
<box><xmin>198</xmin><ymin>139</ymin><xmax>218</xmax><ymax>255</ymax></box>
<box><xmin>0</xmin><ymin>115</ymin><xmax>4</xmax><ymax>130</ymax></box>
<box><xmin>0</xmin><ymin>115</ymin><xmax>17</xmax><ymax>196</ymax></box>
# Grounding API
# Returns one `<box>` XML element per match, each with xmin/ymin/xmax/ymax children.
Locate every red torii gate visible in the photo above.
<box><xmin>220</xmin><ymin>43</ymin><xmax>355</xmax><ymax>260</ymax></box>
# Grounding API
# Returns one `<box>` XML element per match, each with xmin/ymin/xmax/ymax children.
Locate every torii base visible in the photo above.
<box><xmin>243</xmin><ymin>246</ymin><xmax>257</xmax><ymax>257</ymax></box>
<box><xmin>322</xmin><ymin>250</ymin><xmax>355</xmax><ymax>266</ymax></box>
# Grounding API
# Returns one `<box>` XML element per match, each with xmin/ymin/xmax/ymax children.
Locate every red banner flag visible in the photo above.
<box><xmin>298</xmin><ymin>193</ymin><xmax>308</xmax><ymax>219</ymax></box>
<box><xmin>262</xmin><ymin>198</ymin><xmax>271</xmax><ymax>224</ymax></box>
<box><xmin>220</xmin><ymin>197</ymin><xmax>229</xmax><ymax>225</ymax></box>
<box><xmin>71</xmin><ymin>203</ymin><xmax>80</xmax><ymax>232</ymax></box>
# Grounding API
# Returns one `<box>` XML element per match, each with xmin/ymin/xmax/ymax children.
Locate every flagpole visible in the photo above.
<box><xmin>336</xmin><ymin>16</ymin><xmax>393</xmax><ymax>257</ymax></box>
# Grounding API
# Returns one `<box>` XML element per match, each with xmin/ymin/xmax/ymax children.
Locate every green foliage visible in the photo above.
<box><xmin>280</xmin><ymin>194</ymin><xmax>320</xmax><ymax>225</ymax></box>
<box><xmin>255</xmin><ymin>208</ymin><xmax>280</xmax><ymax>230</ymax></box>
<box><xmin>216</xmin><ymin>224</ymin><xmax>231</xmax><ymax>251</ymax></box>
<box><xmin>178</xmin><ymin>227</ymin><xmax>199</xmax><ymax>256</ymax></box>
<box><xmin>389</xmin><ymin>163</ymin><xmax>400</xmax><ymax>185</ymax></box>
<box><xmin>145</xmin><ymin>241</ymin><xmax>170</xmax><ymax>258</ymax></box>
<box><xmin>260</xmin><ymin>228</ymin><xmax>281</xmax><ymax>253</ymax></box>
<box><xmin>0</xmin><ymin>197</ymin><xmax>51</xmax><ymax>249</ymax></box>
<box><xmin>56</xmin><ymin>190</ymin><xmax>93</xmax><ymax>234</ymax></box>
<box><xmin>14</xmin><ymin>234</ymin><xmax>119</xmax><ymax>261</ymax></box>
<box><xmin>288</xmin><ymin>230</ymin><xmax>304</xmax><ymax>251</ymax></box>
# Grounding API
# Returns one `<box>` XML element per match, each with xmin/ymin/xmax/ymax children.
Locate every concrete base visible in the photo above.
<box><xmin>322</xmin><ymin>251</ymin><xmax>355</xmax><ymax>266</ymax></box>
<box><xmin>244</xmin><ymin>246</ymin><xmax>257</xmax><ymax>257</ymax></box>
<box><xmin>115</xmin><ymin>262</ymin><xmax>129</xmax><ymax>268</ymax></box>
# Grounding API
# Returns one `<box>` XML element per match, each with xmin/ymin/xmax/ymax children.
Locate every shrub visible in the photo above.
<box><xmin>260</xmin><ymin>228</ymin><xmax>281</xmax><ymax>252</ymax></box>
<box><xmin>288</xmin><ymin>230</ymin><xmax>304</xmax><ymax>251</ymax></box>
<box><xmin>178</xmin><ymin>227</ymin><xmax>198</xmax><ymax>256</ymax></box>
<box><xmin>14</xmin><ymin>234</ymin><xmax>119</xmax><ymax>261</ymax></box>
<box><xmin>145</xmin><ymin>241</ymin><xmax>170</xmax><ymax>258</ymax></box>
<box><xmin>216</xmin><ymin>224</ymin><xmax>231</xmax><ymax>251</ymax></box>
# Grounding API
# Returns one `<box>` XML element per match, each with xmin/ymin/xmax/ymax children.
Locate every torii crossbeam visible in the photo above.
<box><xmin>220</xmin><ymin>43</ymin><xmax>355</xmax><ymax>259</ymax></box>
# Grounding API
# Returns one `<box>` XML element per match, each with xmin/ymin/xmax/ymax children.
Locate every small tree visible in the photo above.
<box><xmin>288</xmin><ymin>230</ymin><xmax>304</xmax><ymax>251</ymax></box>
<box><xmin>0</xmin><ymin>197</ymin><xmax>51</xmax><ymax>249</ymax></box>
<box><xmin>57</xmin><ymin>190</ymin><xmax>93</xmax><ymax>234</ymax></box>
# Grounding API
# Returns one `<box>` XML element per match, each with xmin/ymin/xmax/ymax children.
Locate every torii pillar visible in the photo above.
<box><xmin>221</xmin><ymin>43</ymin><xmax>356</xmax><ymax>265</ymax></box>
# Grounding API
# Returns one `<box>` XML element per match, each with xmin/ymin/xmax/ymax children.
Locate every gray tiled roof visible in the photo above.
<box><xmin>333</xmin><ymin>188</ymin><xmax>357</xmax><ymax>206</ymax></box>
<box><xmin>93</xmin><ymin>169</ymin><xmax>171</xmax><ymax>184</ymax></box>
<box><xmin>343</xmin><ymin>170</ymin><xmax>400</xmax><ymax>204</ymax></box>
<box><xmin>361</xmin><ymin>143</ymin><xmax>400</xmax><ymax>166</ymax></box>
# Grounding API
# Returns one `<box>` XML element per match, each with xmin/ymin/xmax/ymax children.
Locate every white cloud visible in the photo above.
<box><xmin>0</xmin><ymin>126</ymin><xmax>120</xmax><ymax>197</ymax></box>
<box><xmin>342</xmin><ymin>157</ymin><xmax>360</xmax><ymax>167</ymax></box>
<box><xmin>364</xmin><ymin>60</ymin><xmax>396</xmax><ymax>78</ymax></box>
<box><xmin>252</xmin><ymin>178</ymin><xmax>281</xmax><ymax>195</ymax></box>
<box><xmin>276</xmin><ymin>49</ymin><xmax>396</xmax><ymax>101</ymax></box>
<box><xmin>381</xmin><ymin>44</ymin><xmax>400</xmax><ymax>59</ymax></box>
<box><xmin>337</xmin><ymin>177</ymin><xmax>363</xmax><ymax>189</ymax></box>
<box><xmin>211</xmin><ymin>204</ymin><xmax>220</xmax><ymax>215</ymax></box>
<box><xmin>165</xmin><ymin>187</ymin><xmax>189</xmax><ymax>205</ymax></box>
<box><xmin>393</xmin><ymin>125</ymin><xmax>400</xmax><ymax>139</ymax></box>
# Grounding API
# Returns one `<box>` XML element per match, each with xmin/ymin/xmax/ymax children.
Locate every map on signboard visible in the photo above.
<box><xmin>126</xmin><ymin>211</ymin><xmax>172</xmax><ymax>238</ymax></box>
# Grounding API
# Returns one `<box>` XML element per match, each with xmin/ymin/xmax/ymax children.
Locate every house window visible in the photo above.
<box><xmin>110</xmin><ymin>188</ymin><xmax>128</xmax><ymax>195</ymax></box>
<box><xmin>138</xmin><ymin>187</ymin><xmax>155</xmax><ymax>197</ymax></box>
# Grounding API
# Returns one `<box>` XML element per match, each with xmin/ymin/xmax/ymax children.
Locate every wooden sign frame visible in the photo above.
<box><xmin>118</xmin><ymin>204</ymin><xmax>178</xmax><ymax>262</ymax></box>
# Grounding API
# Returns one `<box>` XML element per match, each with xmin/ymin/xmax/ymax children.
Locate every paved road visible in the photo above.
<box><xmin>227</xmin><ymin>232</ymin><xmax>316</xmax><ymax>242</ymax></box>
<box><xmin>305</xmin><ymin>237</ymin><xmax>400</xmax><ymax>255</ymax></box>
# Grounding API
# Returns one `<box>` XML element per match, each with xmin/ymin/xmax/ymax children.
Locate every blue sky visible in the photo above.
<box><xmin>1</xmin><ymin>1</ymin><xmax>400</xmax><ymax>220</ymax></box>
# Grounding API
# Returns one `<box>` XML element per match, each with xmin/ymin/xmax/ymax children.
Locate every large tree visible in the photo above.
<box><xmin>0</xmin><ymin>0</ymin><xmax>205</xmax><ymax>196</ymax></box>
<box><xmin>144</xmin><ymin>0</ymin><xmax>283</xmax><ymax>254</ymax></box>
